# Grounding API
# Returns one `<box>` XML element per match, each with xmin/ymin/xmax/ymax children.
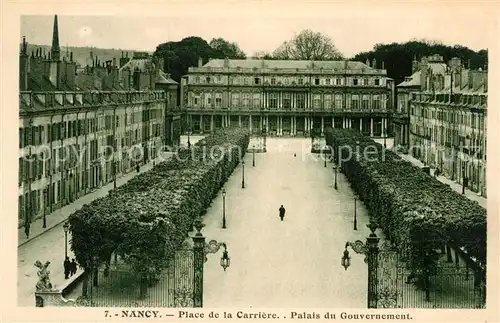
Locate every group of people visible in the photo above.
<box><xmin>63</xmin><ymin>257</ymin><xmax>78</xmax><ymax>279</ymax></box>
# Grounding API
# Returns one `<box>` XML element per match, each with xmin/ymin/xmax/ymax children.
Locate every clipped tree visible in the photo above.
<box><xmin>272</xmin><ymin>29</ymin><xmax>344</xmax><ymax>60</ymax></box>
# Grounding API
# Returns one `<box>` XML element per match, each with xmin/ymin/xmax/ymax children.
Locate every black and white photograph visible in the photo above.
<box><xmin>2</xmin><ymin>1</ymin><xmax>498</xmax><ymax>321</ymax></box>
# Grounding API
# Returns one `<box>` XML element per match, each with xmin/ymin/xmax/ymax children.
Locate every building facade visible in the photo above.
<box><xmin>181</xmin><ymin>58</ymin><xmax>393</xmax><ymax>138</ymax></box>
<box><xmin>395</xmin><ymin>55</ymin><xmax>487</xmax><ymax>196</ymax></box>
<box><xmin>18</xmin><ymin>16</ymin><xmax>170</xmax><ymax>227</ymax></box>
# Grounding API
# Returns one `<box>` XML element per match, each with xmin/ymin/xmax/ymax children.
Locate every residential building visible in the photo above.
<box><xmin>18</xmin><ymin>15</ymin><xmax>170</xmax><ymax>226</ymax></box>
<box><xmin>181</xmin><ymin>57</ymin><xmax>393</xmax><ymax>137</ymax></box>
<box><xmin>395</xmin><ymin>55</ymin><xmax>487</xmax><ymax>196</ymax></box>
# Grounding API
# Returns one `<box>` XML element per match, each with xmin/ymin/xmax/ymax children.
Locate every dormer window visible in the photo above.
<box><xmin>206</xmin><ymin>76</ymin><xmax>211</xmax><ymax>84</ymax></box>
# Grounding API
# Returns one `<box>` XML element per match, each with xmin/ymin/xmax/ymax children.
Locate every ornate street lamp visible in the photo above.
<box><xmin>252</xmin><ymin>145</ymin><xmax>256</xmax><ymax>167</ymax></box>
<box><xmin>353</xmin><ymin>197</ymin><xmax>358</xmax><ymax>230</ymax></box>
<box><xmin>241</xmin><ymin>160</ymin><xmax>245</xmax><ymax>189</ymax></box>
<box><xmin>63</xmin><ymin>221</ymin><xmax>70</xmax><ymax>259</ymax></box>
<box><xmin>341</xmin><ymin>248</ymin><xmax>351</xmax><ymax>271</ymax></box>
<box><xmin>222</xmin><ymin>189</ymin><xmax>227</xmax><ymax>229</ymax></box>
<box><xmin>220</xmin><ymin>243</ymin><xmax>230</xmax><ymax>271</ymax></box>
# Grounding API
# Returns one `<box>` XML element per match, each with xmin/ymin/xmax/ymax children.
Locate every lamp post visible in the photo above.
<box><xmin>462</xmin><ymin>135</ymin><xmax>470</xmax><ymax>195</ymax></box>
<box><xmin>63</xmin><ymin>221</ymin><xmax>69</xmax><ymax>259</ymax></box>
<box><xmin>222</xmin><ymin>189</ymin><xmax>226</xmax><ymax>229</ymax></box>
<box><xmin>252</xmin><ymin>145</ymin><xmax>255</xmax><ymax>167</ymax></box>
<box><xmin>186</xmin><ymin>112</ymin><xmax>191</xmax><ymax>148</ymax></box>
<box><xmin>42</xmin><ymin>190</ymin><xmax>47</xmax><ymax>228</ymax></box>
<box><xmin>324</xmin><ymin>147</ymin><xmax>327</xmax><ymax>167</ymax></box>
<box><xmin>353</xmin><ymin>197</ymin><xmax>358</xmax><ymax>230</ymax></box>
<box><xmin>334</xmin><ymin>138</ymin><xmax>338</xmax><ymax>190</ymax></box>
<box><xmin>383</xmin><ymin>127</ymin><xmax>387</xmax><ymax>149</ymax></box>
<box><xmin>241</xmin><ymin>160</ymin><xmax>245</xmax><ymax>188</ymax></box>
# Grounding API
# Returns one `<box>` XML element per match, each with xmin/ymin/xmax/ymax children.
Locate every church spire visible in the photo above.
<box><xmin>51</xmin><ymin>15</ymin><xmax>61</xmax><ymax>60</ymax></box>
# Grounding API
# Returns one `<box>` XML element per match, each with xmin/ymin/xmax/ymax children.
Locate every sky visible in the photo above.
<box><xmin>19</xmin><ymin>2</ymin><xmax>495</xmax><ymax>58</ymax></box>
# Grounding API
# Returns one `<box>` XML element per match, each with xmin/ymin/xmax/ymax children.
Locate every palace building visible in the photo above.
<box><xmin>395</xmin><ymin>55</ymin><xmax>487</xmax><ymax>196</ymax></box>
<box><xmin>18</xmin><ymin>15</ymin><xmax>179</xmax><ymax>227</ymax></box>
<box><xmin>181</xmin><ymin>58</ymin><xmax>393</xmax><ymax>138</ymax></box>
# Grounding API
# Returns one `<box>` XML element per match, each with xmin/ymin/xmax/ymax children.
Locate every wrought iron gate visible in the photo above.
<box><xmin>87</xmin><ymin>222</ymin><xmax>226</xmax><ymax>307</ymax></box>
<box><xmin>376</xmin><ymin>242</ymin><xmax>486</xmax><ymax>309</ymax></box>
<box><xmin>343</xmin><ymin>222</ymin><xmax>486</xmax><ymax>309</ymax></box>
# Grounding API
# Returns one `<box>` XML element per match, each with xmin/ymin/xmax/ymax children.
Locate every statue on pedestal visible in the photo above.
<box><xmin>34</xmin><ymin>260</ymin><xmax>53</xmax><ymax>291</ymax></box>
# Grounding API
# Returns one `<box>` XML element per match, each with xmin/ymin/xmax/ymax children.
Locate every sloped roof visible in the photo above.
<box><xmin>156</xmin><ymin>70</ymin><xmax>178</xmax><ymax>85</ymax></box>
<box><xmin>119</xmin><ymin>58</ymin><xmax>153</xmax><ymax>72</ymax></box>
<box><xmin>204</xmin><ymin>59</ymin><xmax>372</xmax><ymax>70</ymax></box>
<box><xmin>398</xmin><ymin>70</ymin><xmax>421</xmax><ymax>87</ymax></box>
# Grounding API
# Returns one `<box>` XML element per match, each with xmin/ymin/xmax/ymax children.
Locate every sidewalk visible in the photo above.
<box><xmin>397</xmin><ymin>152</ymin><xmax>486</xmax><ymax>209</ymax></box>
<box><xmin>18</xmin><ymin>152</ymin><xmax>174</xmax><ymax>247</ymax></box>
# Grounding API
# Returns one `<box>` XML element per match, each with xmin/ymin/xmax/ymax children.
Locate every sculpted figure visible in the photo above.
<box><xmin>34</xmin><ymin>260</ymin><xmax>53</xmax><ymax>291</ymax></box>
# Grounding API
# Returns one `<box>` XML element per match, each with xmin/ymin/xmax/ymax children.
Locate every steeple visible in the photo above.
<box><xmin>51</xmin><ymin>15</ymin><xmax>61</xmax><ymax>61</ymax></box>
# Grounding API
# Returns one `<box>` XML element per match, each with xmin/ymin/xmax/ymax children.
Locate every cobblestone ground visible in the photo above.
<box><xmin>201</xmin><ymin>138</ymin><xmax>376</xmax><ymax>308</ymax></box>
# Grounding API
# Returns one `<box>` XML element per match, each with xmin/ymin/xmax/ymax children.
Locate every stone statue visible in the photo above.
<box><xmin>34</xmin><ymin>260</ymin><xmax>53</xmax><ymax>291</ymax></box>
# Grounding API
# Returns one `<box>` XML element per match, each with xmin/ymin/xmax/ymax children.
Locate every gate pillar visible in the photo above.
<box><xmin>192</xmin><ymin>222</ymin><xmax>206</xmax><ymax>308</ymax></box>
<box><xmin>366</xmin><ymin>222</ymin><xmax>380</xmax><ymax>309</ymax></box>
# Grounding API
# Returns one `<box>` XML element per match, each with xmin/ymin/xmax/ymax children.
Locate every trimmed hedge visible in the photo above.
<box><xmin>69</xmin><ymin>128</ymin><xmax>250</xmax><ymax>280</ymax></box>
<box><xmin>325</xmin><ymin>128</ymin><xmax>486</xmax><ymax>269</ymax></box>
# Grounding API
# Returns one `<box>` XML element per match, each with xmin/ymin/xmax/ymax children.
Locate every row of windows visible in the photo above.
<box><xmin>19</xmin><ymin>109</ymin><xmax>163</xmax><ymax>149</ymax></box>
<box><xmin>412</xmin><ymin>93</ymin><xmax>487</xmax><ymax>105</ymax></box>
<box><xmin>411</xmin><ymin>106</ymin><xmax>485</xmax><ymax>129</ymax></box>
<box><xmin>192</xmin><ymin>75</ymin><xmax>384</xmax><ymax>86</ymax></box>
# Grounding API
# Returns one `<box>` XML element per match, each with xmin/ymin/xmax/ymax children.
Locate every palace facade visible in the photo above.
<box><xmin>18</xmin><ymin>16</ymin><xmax>179</xmax><ymax>226</ymax></box>
<box><xmin>181</xmin><ymin>58</ymin><xmax>393</xmax><ymax>138</ymax></box>
<box><xmin>395</xmin><ymin>55</ymin><xmax>487</xmax><ymax>196</ymax></box>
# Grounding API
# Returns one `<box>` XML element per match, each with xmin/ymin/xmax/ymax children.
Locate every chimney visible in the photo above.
<box><xmin>419</xmin><ymin>57</ymin><xmax>429</xmax><ymax>91</ymax></box>
<box><xmin>365</xmin><ymin>58</ymin><xmax>370</xmax><ymax>67</ymax></box>
<box><xmin>224</xmin><ymin>57</ymin><xmax>229</xmax><ymax>68</ymax></box>
<box><xmin>112</xmin><ymin>57</ymin><xmax>116</xmax><ymax>67</ymax></box>
<box><xmin>70</xmin><ymin>52</ymin><xmax>73</xmax><ymax>62</ymax></box>
<box><xmin>198</xmin><ymin>57</ymin><xmax>203</xmax><ymax>68</ymax></box>
<box><xmin>20</xmin><ymin>36</ymin><xmax>29</xmax><ymax>90</ymax></box>
<box><xmin>371</xmin><ymin>58</ymin><xmax>376</xmax><ymax>69</ymax></box>
<box><xmin>382</xmin><ymin>61</ymin><xmax>385</xmax><ymax>69</ymax></box>
<box><xmin>412</xmin><ymin>55</ymin><xmax>419</xmax><ymax>73</ymax></box>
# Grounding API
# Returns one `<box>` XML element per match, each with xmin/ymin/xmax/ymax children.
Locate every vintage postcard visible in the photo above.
<box><xmin>1</xmin><ymin>1</ymin><xmax>499</xmax><ymax>322</ymax></box>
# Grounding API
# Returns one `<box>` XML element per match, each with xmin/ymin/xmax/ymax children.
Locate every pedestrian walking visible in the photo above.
<box><xmin>462</xmin><ymin>177</ymin><xmax>469</xmax><ymax>195</ymax></box>
<box><xmin>24</xmin><ymin>222</ymin><xmax>30</xmax><ymax>239</ymax></box>
<box><xmin>70</xmin><ymin>258</ymin><xmax>77</xmax><ymax>276</ymax></box>
<box><xmin>136</xmin><ymin>164</ymin><xmax>140</xmax><ymax>173</ymax></box>
<box><xmin>64</xmin><ymin>257</ymin><xmax>71</xmax><ymax>279</ymax></box>
<box><xmin>279</xmin><ymin>205</ymin><xmax>286</xmax><ymax>221</ymax></box>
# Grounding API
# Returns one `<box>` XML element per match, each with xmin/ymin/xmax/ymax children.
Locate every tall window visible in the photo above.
<box><xmin>254</xmin><ymin>77</ymin><xmax>260</xmax><ymax>85</ymax></box>
<box><xmin>373</xmin><ymin>95</ymin><xmax>380</xmax><ymax>109</ymax></box>
<box><xmin>206</xmin><ymin>77</ymin><xmax>211</xmax><ymax>84</ymax></box>
<box><xmin>297</xmin><ymin>93</ymin><xmax>305</xmax><ymax>109</ymax></box>
<box><xmin>335</xmin><ymin>78</ymin><xmax>342</xmax><ymax>85</ymax></box>
<box><xmin>351</xmin><ymin>94</ymin><xmax>360</xmax><ymax>110</ymax></box>
<box><xmin>335</xmin><ymin>94</ymin><xmax>342</xmax><ymax>109</ymax></box>
<box><xmin>353</xmin><ymin>79</ymin><xmax>358</xmax><ymax>86</ymax></box>
<box><xmin>269</xmin><ymin>93</ymin><xmax>277</xmax><ymax>109</ymax></box>
<box><xmin>284</xmin><ymin>78</ymin><xmax>289</xmax><ymax>85</ymax></box>
<box><xmin>233</xmin><ymin>77</ymin><xmax>239</xmax><ymax>85</ymax></box>
<box><xmin>231</xmin><ymin>93</ymin><xmax>240</xmax><ymax>107</ymax></box>
<box><xmin>243</xmin><ymin>93</ymin><xmax>250</xmax><ymax>107</ymax></box>
<box><xmin>195</xmin><ymin>76</ymin><xmax>200</xmax><ymax>83</ymax></box>
<box><xmin>205</xmin><ymin>93</ymin><xmax>212</xmax><ymax>107</ymax></box>
<box><xmin>313</xmin><ymin>94</ymin><xmax>321</xmax><ymax>109</ymax></box>
<box><xmin>324</xmin><ymin>94</ymin><xmax>332</xmax><ymax>109</ymax></box>
<box><xmin>315</xmin><ymin>78</ymin><xmax>320</xmax><ymax>85</ymax></box>
<box><xmin>375</xmin><ymin>79</ymin><xmax>380</xmax><ymax>86</ymax></box>
<box><xmin>271</xmin><ymin>78</ymin><xmax>276</xmax><ymax>85</ymax></box>
<box><xmin>244</xmin><ymin>78</ymin><xmax>249</xmax><ymax>85</ymax></box>
<box><xmin>298</xmin><ymin>78</ymin><xmax>303</xmax><ymax>85</ymax></box>
<box><xmin>283</xmin><ymin>93</ymin><xmax>291</xmax><ymax>109</ymax></box>
<box><xmin>193</xmin><ymin>95</ymin><xmax>200</xmax><ymax>107</ymax></box>
<box><xmin>253</xmin><ymin>93</ymin><xmax>260</xmax><ymax>108</ymax></box>
<box><xmin>363</xmin><ymin>78</ymin><xmax>369</xmax><ymax>86</ymax></box>
<box><xmin>215</xmin><ymin>93</ymin><xmax>222</xmax><ymax>107</ymax></box>
<box><xmin>362</xmin><ymin>95</ymin><xmax>369</xmax><ymax>110</ymax></box>
<box><xmin>325</xmin><ymin>79</ymin><xmax>331</xmax><ymax>85</ymax></box>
